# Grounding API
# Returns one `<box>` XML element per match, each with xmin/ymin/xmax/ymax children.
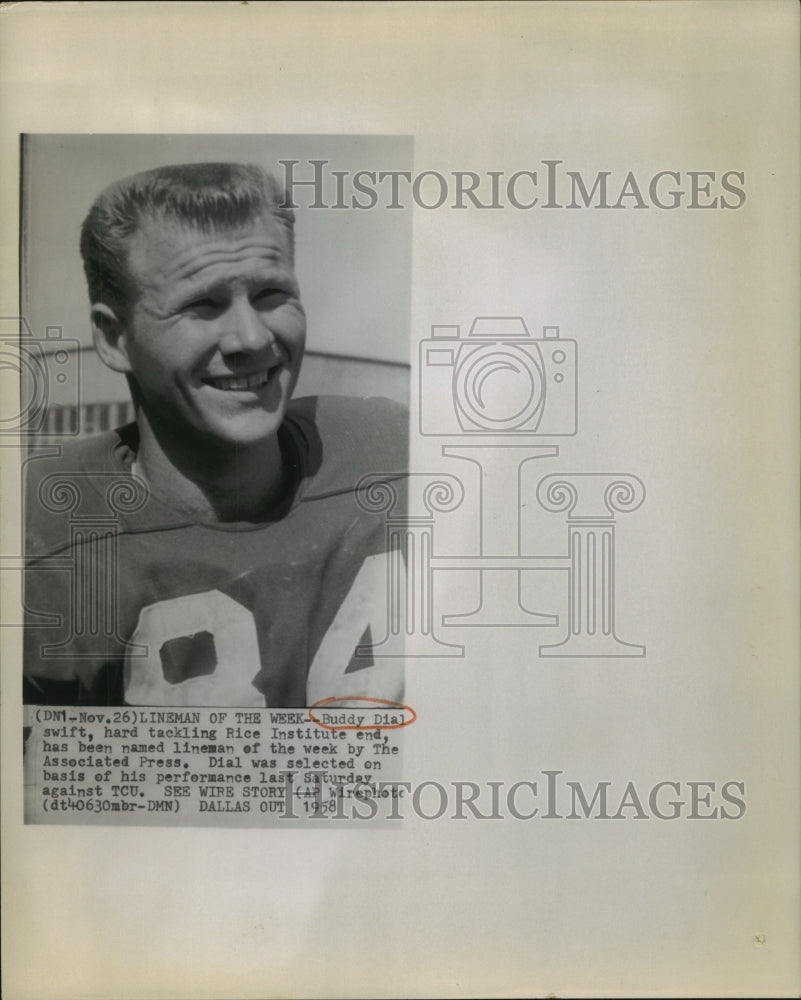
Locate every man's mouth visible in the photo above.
<box><xmin>201</xmin><ymin>365</ymin><xmax>281</xmax><ymax>392</ymax></box>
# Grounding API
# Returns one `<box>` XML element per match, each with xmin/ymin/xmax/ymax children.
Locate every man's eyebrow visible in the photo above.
<box><xmin>167</xmin><ymin>271</ymin><xmax>296</xmax><ymax>310</ymax></box>
<box><xmin>181</xmin><ymin>269</ymin><xmax>293</xmax><ymax>293</ymax></box>
<box><xmin>170</xmin><ymin>243</ymin><xmax>289</xmax><ymax>283</ymax></box>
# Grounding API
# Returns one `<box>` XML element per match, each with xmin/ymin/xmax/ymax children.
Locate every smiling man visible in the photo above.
<box><xmin>23</xmin><ymin>163</ymin><xmax>407</xmax><ymax>707</ymax></box>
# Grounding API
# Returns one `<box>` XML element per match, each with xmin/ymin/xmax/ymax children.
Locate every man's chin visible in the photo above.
<box><xmin>141</xmin><ymin>390</ymin><xmax>292</xmax><ymax>456</ymax></box>
<box><xmin>198</xmin><ymin>415</ymin><xmax>282</xmax><ymax>449</ymax></box>
<box><xmin>200</xmin><ymin>405</ymin><xmax>290</xmax><ymax>450</ymax></box>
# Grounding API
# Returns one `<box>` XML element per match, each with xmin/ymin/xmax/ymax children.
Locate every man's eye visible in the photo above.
<box><xmin>253</xmin><ymin>288</ymin><xmax>284</xmax><ymax>305</ymax></box>
<box><xmin>187</xmin><ymin>297</ymin><xmax>219</xmax><ymax>311</ymax></box>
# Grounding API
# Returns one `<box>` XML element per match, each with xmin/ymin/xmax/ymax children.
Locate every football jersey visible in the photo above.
<box><xmin>23</xmin><ymin>395</ymin><xmax>408</xmax><ymax>707</ymax></box>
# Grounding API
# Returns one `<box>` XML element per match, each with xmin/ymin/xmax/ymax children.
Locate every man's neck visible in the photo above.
<box><xmin>132</xmin><ymin>414</ymin><xmax>289</xmax><ymax>523</ymax></box>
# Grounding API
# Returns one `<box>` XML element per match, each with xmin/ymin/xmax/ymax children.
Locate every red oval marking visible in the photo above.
<box><xmin>308</xmin><ymin>696</ymin><xmax>417</xmax><ymax>731</ymax></box>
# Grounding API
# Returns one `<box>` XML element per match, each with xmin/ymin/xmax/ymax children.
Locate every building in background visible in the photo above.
<box><xmin>36</xmin><ymin>342</ymin><xmax>409</xmax><ymax>439</ymax></box>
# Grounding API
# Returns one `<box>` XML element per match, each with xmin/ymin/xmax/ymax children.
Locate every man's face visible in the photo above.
<box><xmin>119</xmin><ymin>212</ymin><xmax>305</xmax><ymax>450</ymax></box>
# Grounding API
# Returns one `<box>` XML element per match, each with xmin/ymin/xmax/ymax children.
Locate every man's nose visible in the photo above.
<box><xmin>219</xmin><ymin>298</ymin><xmax>275</xmax><ymax>354</ymax></box>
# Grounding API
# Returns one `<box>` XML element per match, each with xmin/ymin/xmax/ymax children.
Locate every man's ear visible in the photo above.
<box><xmin>91</xmin><ymin>304</ymin><xmax>132</xmax><ymax>374</ymax></box>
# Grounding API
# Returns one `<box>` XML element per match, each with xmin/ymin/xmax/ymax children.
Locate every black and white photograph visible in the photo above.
<box><xmin>20</xmin><ymin>135</ymin><xmax>411</xmax><ymax>710</ymax></box>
